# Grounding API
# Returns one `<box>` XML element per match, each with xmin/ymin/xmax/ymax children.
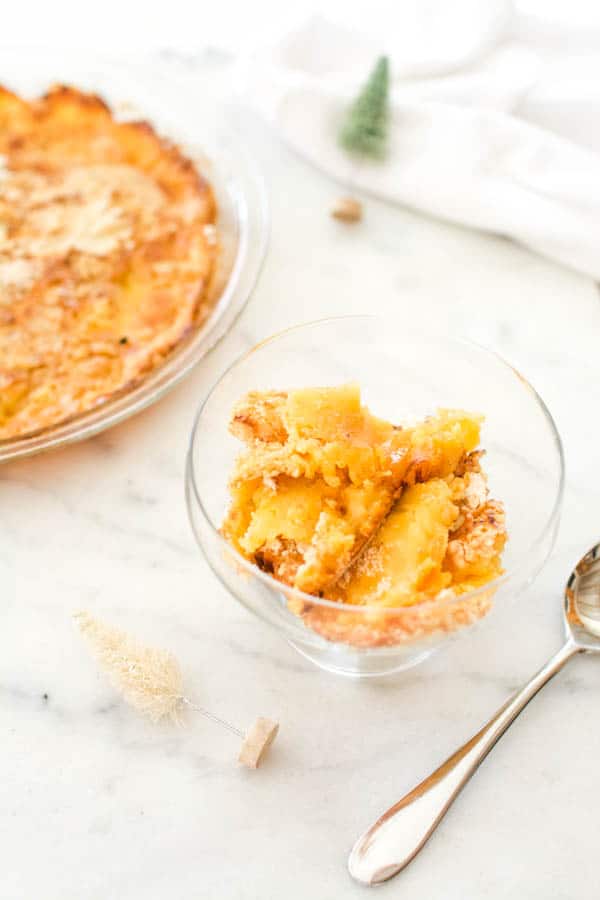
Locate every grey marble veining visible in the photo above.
<box><xmin>2</xmin><ymin>53</ymin><xmax>600</xmax><ymax>900</ymax></box>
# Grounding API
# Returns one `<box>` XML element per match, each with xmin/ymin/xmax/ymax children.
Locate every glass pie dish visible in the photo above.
<box><xmin>186</xmin><ymin>318</ymin><xmax>564</xmax><ymax>678</ymax></box>
<box><xmin>0</xmin><ymin>48</ymin><xmax>268</xmax><ymax>461</ymax></box>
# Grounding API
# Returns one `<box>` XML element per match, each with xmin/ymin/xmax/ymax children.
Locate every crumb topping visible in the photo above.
<box><xmin>0</xmin><ymin>84</ymin><xmax>217</xmax><ymax>439</ymax></box>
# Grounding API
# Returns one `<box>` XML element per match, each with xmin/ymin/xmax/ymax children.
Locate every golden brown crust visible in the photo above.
<box><xmin>0</xmin><ymin>84</ymin><xmax>217</xmax><ymax>439</ymax></box>
<box><xmin>445</xmin><ymin>500</ymin><xmax>507</xmax><ymax>584</ymax></box>
<box><xmin>230</xmin><ymin>391</ymin><xmax>288</xmax><ymax>444</ymax></box>
<box><xmin>299</xmin><ymin>589</ymin><xmax>495</xmax><ymax>648</ymax></box>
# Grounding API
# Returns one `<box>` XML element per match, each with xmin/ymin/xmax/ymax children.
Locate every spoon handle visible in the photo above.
<box><xmin>349</xmin><ymin>639</ymin><xmax>580</xmax><ymax>886</ymax></box>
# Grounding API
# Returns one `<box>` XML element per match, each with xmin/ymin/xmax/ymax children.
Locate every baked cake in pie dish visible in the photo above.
<box><xmin>0</xmin><ymin>85</ymin><xmax>219</xmax><ymax>442</ymax></box>
<box><xmin>222</xmin><ymin>384</ymin><xmax>507</xmax><ymax>648</ymax></box>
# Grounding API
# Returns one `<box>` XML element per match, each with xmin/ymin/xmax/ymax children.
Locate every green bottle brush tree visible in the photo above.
<box><xmin>332</xmin><ymin>56</ymin><xmax>390</xmax><ymax>223</ymax></box>
<box><xmin>338</xmin><ymin>55</ymin><xmax>390</xmax><ymax>160</ymax></box>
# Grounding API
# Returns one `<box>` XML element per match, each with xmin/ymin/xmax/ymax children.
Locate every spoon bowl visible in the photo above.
<box><xmin>565</xmin><ymin>542</ymin><xmax>600</xmax><ymax>646</ymax></box>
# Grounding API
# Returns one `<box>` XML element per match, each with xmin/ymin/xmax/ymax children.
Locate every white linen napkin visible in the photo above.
<box><xmin>239</xmin><ymin>1</ymin><xmax>600</xmax><ymax>280</ymax></box>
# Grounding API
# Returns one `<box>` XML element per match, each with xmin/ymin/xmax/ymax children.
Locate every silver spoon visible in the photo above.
<box><xmin>349</xmin><ymin>543</ymin><xmax>600</xmax><ymax>886</ymax></box>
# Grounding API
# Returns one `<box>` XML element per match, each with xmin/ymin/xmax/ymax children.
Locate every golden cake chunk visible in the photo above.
<box><xmin>327</xmin><ymin>453</ymin><xmax>507</xmax><ymax>607</ymax></box>
<box><xmin>327</xmin><ymin>479</ymin><xmax>458</xmax><ymax>607</ymax></box>
<box><xmin>222</xmin><ymin>385</ymin><xmax>483</xmax><ymax>594</ymax></box>
<box><xmin>302</xmin><ymin>453</ymin><xmax>507</xmax><ymax>647</ymax></box>
<box><xmin>0</xmin><ymin>85</ymin><xmax>217</xmax><ymax>439</ymax></box>
<box><xmin>222</xmin><ymin>385</ymin><xmax>508</xmax><ymax>648</ymax></box>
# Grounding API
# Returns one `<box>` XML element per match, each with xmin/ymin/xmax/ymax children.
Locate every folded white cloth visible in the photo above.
<box><xmin>239</xmin><ymin>1</ymin><xmax>600</xmax><ymax>279</ymax></box>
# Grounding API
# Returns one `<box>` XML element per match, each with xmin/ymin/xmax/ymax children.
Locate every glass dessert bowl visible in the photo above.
<box><xmin>186</xmin><ymin>317</ymin><xmax>564</xmax><ymax>677</ymax></box>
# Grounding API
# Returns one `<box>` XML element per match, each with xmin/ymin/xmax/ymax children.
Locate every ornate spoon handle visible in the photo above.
<box><xmin>348</xmin><ymin>640</ymin><xmax>580</xmax><ymax>886</ymax></box>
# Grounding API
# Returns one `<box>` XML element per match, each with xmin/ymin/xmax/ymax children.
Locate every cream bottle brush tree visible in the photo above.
<box><xmin>75</xmin><ymin>611</ymin><xmax>279</xmax><ymax>769</ymax></box>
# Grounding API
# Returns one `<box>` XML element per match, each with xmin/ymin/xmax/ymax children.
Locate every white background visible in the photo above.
<box><xmin>4</xmin><ymin>0</ymin><xmax>600</xmax><ymax>53</ymax></box>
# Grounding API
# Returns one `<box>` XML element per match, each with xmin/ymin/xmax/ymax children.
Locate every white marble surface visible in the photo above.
<box><xmin>3</xmin><ymin>53</ymin><xmax>600</xmax><ymax>900</ymax></box>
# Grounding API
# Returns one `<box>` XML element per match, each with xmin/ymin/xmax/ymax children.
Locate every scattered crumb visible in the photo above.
<box><xmin>331</xmin><ymin>196</ymin><xmax>363</xmax><ymax>223</ymax></box>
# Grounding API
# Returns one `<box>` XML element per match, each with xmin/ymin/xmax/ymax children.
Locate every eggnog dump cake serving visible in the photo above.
<box><xmin>0</xmin><ymin>85</ymin><xmax>217</xmax><ymax>440</ymax></box>
<box><xmin>222</xmin><ymin>385</ymin><xmax>507</xmax><ymax>647</ymax></box>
